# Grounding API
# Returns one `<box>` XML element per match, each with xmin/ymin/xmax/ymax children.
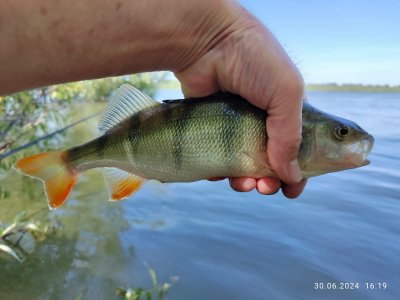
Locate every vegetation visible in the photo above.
<box><xmin>116</xmin><ymin>267</ymin><xmax>178</xmax><ymax>300</ymax></box>
<box><xmin>0</xmin><ymin>83</ymin><xmax>78</xmax><ymax>161</ymax></box>
<box><xmin>0</xmin><ymin>210</ymin><xmax>52</xmax><ymax>262</ymax></box>
<box><xmin>158</xmin><ymin>79</ymin><xmax>181</xmax><ymax>90</ymax></box>
<box><xmin>306</xmin><ymin>83</ymin><xmax>400</xmax><ymax>93</ymax></box>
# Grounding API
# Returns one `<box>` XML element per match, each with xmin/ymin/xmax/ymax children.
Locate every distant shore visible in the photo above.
<box><xmin>159</xmin><ymin>80</ymin><xmax>400</xmax><ymax>93</ymax></box>
<box><xmin>306</xmin><ymin>83</ymin><xmax>400</xmax><ymax>93</ymax></box>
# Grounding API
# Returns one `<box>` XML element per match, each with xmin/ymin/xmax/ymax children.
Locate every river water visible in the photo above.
<box><xmin>0</xmin><ymin>91</ymin><xmax>399</xmax><ymax>300</ymax></box>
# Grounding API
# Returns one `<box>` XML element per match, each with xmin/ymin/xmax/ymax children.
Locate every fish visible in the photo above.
<box><xmin>14</xmin><ymin>84</ymin><xmax>374</xmax><ymax>209</ymax></box>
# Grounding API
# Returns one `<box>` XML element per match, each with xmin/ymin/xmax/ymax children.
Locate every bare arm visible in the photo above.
<box><xmin>0</xmin><ymin>0</ymin><xmax>306</xmax><ymax>197</ymax></box>
<box><xmin>0</xmin><ymin>0</ymin><xmax>237</xmax><ymax>94</ymax></box>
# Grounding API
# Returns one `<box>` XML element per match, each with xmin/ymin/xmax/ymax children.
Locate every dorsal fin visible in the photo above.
<box><xmin>98</xmin><ymin>84</ymin><xmax>158</xmax><ymax>132</ymax></box>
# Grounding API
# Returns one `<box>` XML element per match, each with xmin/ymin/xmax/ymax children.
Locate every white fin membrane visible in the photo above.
<box><xmin>98</xmin><ymin>84</ymin><xmax>158</xmax><ymax>132</ymax></box>
<box><xmin>103</xmin><ymin>168</ymin><xmax>145</xmax><ymax>201</ymax></box>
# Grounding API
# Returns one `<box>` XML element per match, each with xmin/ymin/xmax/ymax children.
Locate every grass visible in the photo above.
<box><xmin>116</xmin><ymin>266</ymin><xmax>179</xmax><ymax>300</ymax></box>
<box><xmin>0</xmin><ymin>210</ymin><xmax>51</xmax><ymax>262</ymax></box>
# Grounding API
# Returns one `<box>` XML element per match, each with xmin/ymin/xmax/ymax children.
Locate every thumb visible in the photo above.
<box><xmin>174</xmin><ymin>63</ymin><xmax>220</xmax><ymax>98</ymax></box>
<box><xmin>266</xmin><ymin>80</ymin><xmax>304</xmax><ymax>184</ymax></box>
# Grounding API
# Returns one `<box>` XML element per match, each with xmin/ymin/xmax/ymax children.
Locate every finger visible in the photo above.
<box><xmin>180</xmin><ymin>80</ymin><xmax>219</xmax><ymax>98</ymax></box>
<box><xmin>266</xmin><ymin>76</ymin><xmax>304</xmax><ymax>184</ymax></box>
<box><xmin>281</xmin><ymin>179</ymin><xmax>307</xmax><ymax>198</ymax></box>
<box><xmin>255</xmin><ymin>177</ymin><xmax>281</xmax><ymax>195</ymax></box>
<box><xmin>229</xmin><ymin>177</ymin><xmax>256</xmax><ymax>192</ymax></box>
<box><xmin>174</xmin><ymin>63</ymin><xmax>220</xmax><ymax>98</ymax></box>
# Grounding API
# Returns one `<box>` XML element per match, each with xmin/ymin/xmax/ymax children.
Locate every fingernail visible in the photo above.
<box><xmin>288</xmin><ymin>159</ymin><xmax>302</xmax><ymax>183</ymax></box>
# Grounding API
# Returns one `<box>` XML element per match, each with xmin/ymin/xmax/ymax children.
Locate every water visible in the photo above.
<box><xmin>0</xmin><ymin>91</ymin><xmax>399</xmax><ymax>300</ymax></box>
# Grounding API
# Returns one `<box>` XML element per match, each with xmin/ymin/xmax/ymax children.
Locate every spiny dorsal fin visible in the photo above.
<box><xmin>98</xmin><ymin>84</ymin><xmax>158</xmax><ymax>132</ymax></box>
<box><xmin>103</xmin><ymin>168</ymin><xmax>145</xmax><ymax>201</ymax></box>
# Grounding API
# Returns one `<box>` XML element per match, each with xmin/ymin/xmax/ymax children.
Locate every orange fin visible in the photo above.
<box><xmin>14</xmin><ymin>151</ymin><xmax>78</xmax><ymax>210</ymax></box>
<box><xmin>103</xmin><ymin>168</ymin><xmax>144</xmax><ymax>201</ymax></box>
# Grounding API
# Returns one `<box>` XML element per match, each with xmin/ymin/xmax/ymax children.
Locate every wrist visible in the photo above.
<box><xmin>158</xmin><ymin>0</ymin><xmax>242</xmax><ymax>72</ymax></box>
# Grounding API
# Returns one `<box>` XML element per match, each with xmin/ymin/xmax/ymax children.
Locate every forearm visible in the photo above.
<box><xmin>0</xmin><ymin>0</ymin><xmax>239</xmax><ymax>95</ymax></box>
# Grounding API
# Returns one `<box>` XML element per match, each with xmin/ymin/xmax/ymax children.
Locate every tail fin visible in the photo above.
<box><xmin>14</xmin><ymin>151</ymin><xmax>78</xmax><ymax>210</ymax></box>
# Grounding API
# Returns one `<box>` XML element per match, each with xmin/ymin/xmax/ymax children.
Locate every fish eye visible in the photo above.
<box><xmin>334</xmin><ymin>126</ymin><xmax>350</xmax><ymax>140</ymax></box>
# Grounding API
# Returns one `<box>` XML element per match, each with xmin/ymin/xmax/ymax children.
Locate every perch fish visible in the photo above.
<box><xmin>15</xmin><ymin>85</ymin><xmax>374</xmax><ymax>209</ymax></box>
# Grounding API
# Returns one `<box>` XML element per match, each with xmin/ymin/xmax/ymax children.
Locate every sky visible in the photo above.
<box><xmin>239</xmin><ymin>0</ymin><xmax>400</xmax><ymax>85</ymax></box>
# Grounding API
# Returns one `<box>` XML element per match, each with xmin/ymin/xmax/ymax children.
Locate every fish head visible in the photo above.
<box><xmin>299</xmin><ymin>102</ymin><xmax>374</xmax><ymax>177</ymax></box>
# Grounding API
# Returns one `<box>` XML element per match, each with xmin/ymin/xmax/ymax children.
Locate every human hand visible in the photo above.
<box><xmin>0</xmin><ymin>0</ymin><xmax>306</xmax><ymax>198</ymax></box>
<box><xmin>175</xmin><ymin>3</ymin><xmax>307</xmax><ymax>198</ymax></box>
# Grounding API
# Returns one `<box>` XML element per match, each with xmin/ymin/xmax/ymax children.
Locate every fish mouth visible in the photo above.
<box><xmin>362</xmin><ymin>159</ymin><xmax>371</xmax><ymax>166</ymax></box>
<box><xmin>346</xmin><ymin>134</ymin><xmax>374</xmax><ymax>167</ymax></box>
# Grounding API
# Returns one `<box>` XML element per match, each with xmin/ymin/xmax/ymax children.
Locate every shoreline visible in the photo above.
<box><xmin>159</xmin><ymin>80</ymin><xmax>400</xmax><ymax>93</ymax></box>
